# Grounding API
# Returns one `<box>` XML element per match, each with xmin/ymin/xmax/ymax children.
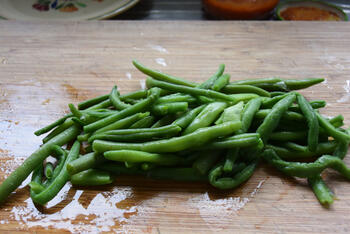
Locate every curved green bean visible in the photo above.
<box><xmin>93</xmin><ymin>121</ymin><xmax>242</xmax><ymax>153</ymax></box>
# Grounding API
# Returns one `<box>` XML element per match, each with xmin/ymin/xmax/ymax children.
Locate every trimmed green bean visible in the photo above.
<box><xmin>308</xmin><ymin>175</ymin><xmax>334</xmax><ymax>206</ymax></box>
<box><xmin>199</xmin><ymin>133</ymin><xmax>261</xmax><ymax>150</ymax></box>
<box><xmin>198</xmin><ymin>64</ymin><xmax>225</xmax><ymax>89</ymax></box>
<box><xmin>71</xmin><ymin>169</ymin><xmax>113</xmax><ymax>186</ymax></box>
<box><xmin>34</xmin><ymin>114</ymin><xmax>73</xmax><ymax>136</ymax></box>
<box><xmin>129</xmin><ymin>116</ymin><xmax>156</xmax><ymax>129</ymax></box>
<box><xmin>84</xmin><ymin>87</ymin><xmax>160</xmax><ymax>133</ymax></box>
<box><xmin>104</xmin><ymin>150</ymin><xmax>183</xmax><ymax>166</ymax></box>
<box><xmin>44</xmin><ymin>162</ymin><xmax>54</xmax><ymax>179</ymax></box>
<box><xmin>89</xmin><ymin>125</ymin><xmax>181</xmax><ymax>142</ymax></box>
<box><xmin>222</xmin><ymin>84</ymin><xmax>270</xmax><ymax>97</ymax></box>
<box><xmin>317</xmin><ymin>113</ymin><xmax>350</xmax><ymax>142</ymax></box>
<box><xmin>172</xmin><ymin>105</ymin><xmax>206</xmax><ymax>129</ymax></box>
<box><xmin>78</xmin><ymin>94</ymin><xmax>110</xmax><ymax>110</ymax></box>
<box><xmin>146</xmin><ymin>77</ymin><xmax>236</xmax><ymax>103</ymax></box>
<box><xmin>133</xmin><ymin>60</ymin><xmax>197</xmax><ymax>87</ymax></box>
<box><xmin>263</xmin><ymin>149</ymin><xmax>350</xmax><ymax>179</ymax></box>
<box><xmin>152</xmin><ymin>102</ymin><xmax>188</xmax><ymax>116</ymax></box>
<box><xmin>42</xmin><ymin>118</ymin><xmax>74</xmax><ymax>143</ymax></box>
<box><xmin>93</xmin><ymin>121</ymin><xmax>242</xmax><ymax>153</ymax></box>
<box><xmin>156</xmin><ymin>93</ymin><xmax>197</xmax><ymax>104</ymax></box>
<box><xmin>223</xmin><ymin>148</ymin><xmax>239</xmax><ymax>173</ymax></box>
<box><xmin>92</xmin><ymin>112</ymin><xmax>150</xmax><ymax>135</ymax></box>
<box><xmin>257</xmin><ymin>93</ymin><xmax>296</xmax><ymax>143</ymax></box>
<box><xmin>297</xmin><ymin>94</ymin><xmax>319</xmax><ymax>152</ymax></box>
<box><xmin>110</xmin><ymin>85</ymin><xmax>131</xmax><ymax>110</ymax></box>
<box><xmin>212</xmin><ymin>74</ymin><xmax>230</xmax><ymax>91</ymax></box>
<box><xmin>183</xmin><ymin>102</ymin><xmax>227</xmax><ymax>135</ymax></box>
<box><xmin>265</xmin><ymin>141</ymin><xmax>337</xmax><ymax>160</ymax></box>
<box><xmin>237</xmin><ymin>98</ymin><xmax>262</xmax><ymax>134</ymax></box>
<box><xmin>67</xmin><ymin>152</ymin><xmax>105</xmax><ymax>175</ymax></box>
<box><xmin>209</xmin><ymin>160</ymin><xmax>257</xmax><ymax>189</ymax></box>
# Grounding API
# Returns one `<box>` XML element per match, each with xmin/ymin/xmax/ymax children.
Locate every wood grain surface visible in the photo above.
<box><xmin>0</xmin><ymin>21</ymin><xmax>350</xmax><ymax>233</ymax></box>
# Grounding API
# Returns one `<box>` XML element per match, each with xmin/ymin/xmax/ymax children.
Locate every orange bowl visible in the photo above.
<box><xmin>203</xmin><ymin>0</ymin><xmax>280</xmax><ymax>20</ymax></box>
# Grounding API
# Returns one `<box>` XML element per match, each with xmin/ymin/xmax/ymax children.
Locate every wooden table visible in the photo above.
<box><xmin>0</xmin><ymin>21</ymin><xmax>350</xmax><ymax>233</ymax></box>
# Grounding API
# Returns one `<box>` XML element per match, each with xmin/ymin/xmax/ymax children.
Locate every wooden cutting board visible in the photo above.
<box><xmin>1</xmin><ymin>21</ymin><xmax>350</xmax><ymax>233</ymax></box>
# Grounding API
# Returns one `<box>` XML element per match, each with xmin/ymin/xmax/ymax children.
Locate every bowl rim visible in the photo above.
<box><xmin>276</xmin><ymin>0</ymin><xmax>349</xmax><ymax>21</ymax></box>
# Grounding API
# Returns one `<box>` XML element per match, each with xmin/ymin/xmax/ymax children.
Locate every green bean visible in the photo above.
<box><xmin>308</xmin><ymin>175</ymin><xmax>334</xmax><ymax>206</ymax></box>
<box><xmin>77</xmin><ymin>133</ymin><xmax>91</xmax><ymax>142</ymax></box>
<box><xmin>223</xmin><ymin>148</ymin><xmax>239</xmax><ymax>173</ymax></box>
<box><xmin>297</xmin><ymin>94</ymin><xmax>319</xmax><ymax>152</ymax></box>
<box><xmin>34</xmin><ymin>114</ymin><xmax>73</xmax><ymax>136</ymax></box>
<box><xmin>104</xmin><ymin>150</ymin><xmax>183</xmax><ymax>166</ymax></box>
<box><xmin>67</xmin><ymin>152</ymin><xmax>105</xmax><ymax>175</ymax></box>
<box><xmin>329</xmin><ymin>115</ymin><xmax>344</xmax><ymax>128</ymax></box>
<box><xmin>237</xmin><ymin>98</ymin><xmax>262</xmax><ymax>134</ymax></box>
<box><xmin>263</xmin><ymin>149</ymin><xmax>350</xmax><ymax>179</ymax></box>
<box><xmin>209</xmin><ymin>160</ymin><xmax>257</xmax><ymax>189</ymax></box>
<box><xmin>192</xmin><ymin>150</ymin><xmax>221</xmax><ymax>175</ymax></box>
<box><xmin>265</xmin><ymin>141</ymin><xmax>337</xmax><ymax>160</ymax></box>
<box><xmin>230</xmin><ymin>77</ymin><xmax>281</xmax><ymax>86</ymax></box>
<box><xmin>257</xmin><ymin>93</ymin><xmax>296</xmax><ymax>143</ymax></box>
<box><xmin>255</xmin><ymin>109</ymin><xmax>305</xmax><ymax>122</ymax></box>
<box><xmin>172</xmin><ymin>105</ymin><xmax>206</xmax><ymax>129</ymax></box>
<box><xmin>261</xmin><ymin>93</ymin><xmax>289</xmax><ymax>108</ymax></box>
<box><xmin>198</xmin><ymin>64</ymin><xmax>225</xmax><ymax>89</ymax></box>
<box><xmin>78</xmin><ymin>94</ymin><xmax>110</xmax><ymax>110</ymax></box>
<box><xmin>29</xmin><ymin>165</ymin><xmax>44</xmax><ymax>195</ymax></box>
<box><xmin>0</xmin><ymin>125</ymin><xmax>80</xmax><ymax>204</ymax></box>
<box><xmin>184</xmin><ymin>102</ymin><xmax>227</xmax><ymax>135</ymax></box>
<box><xmin>212</xmin><ymin>74</ymin><xmax>230</xmax><ymax>91</ymax></box>
<box><xmin>270</xmin><ymin>131</ymin><xmax>307</xmax><ymax>142</ymax></box>
<box><xmin>199</xmin><ymin>133</ymin><xmax>261</xmax><ymax>150</ymax></box>
<box><xmin>215</xmin><ymin>101</ymin><xmax>243</xmax><ymax>125</ymax></box>
<box><xmin>92</xmin><ymin>112</ymin><xmax>150</xmax><ymax>135</ymax></box>
<box><xmin>30</xmin><ymin>141</ymin><xmax>80</xmax><ymax>205</ymax></box>
<box><xmin>289</xmin><ymin>100</ymin><xmax>326</xmax><ymax>112</ymax></box>
<box><xmin>110</xmin><ymin>85</ymin><xmax>131</xmax><ymax>110</ymax></box>
<box><xmin>222</xmin><ymin>84</ymin><xmax>270</xmax><ymax>97</ymax></box>
<box><xmin>86</xmin><ymin>99</ymin><xmax>112</xmax><ymax>110</ymax></box>
<box><xmin>156</xmin><ymin>93</ymin><xmax>197</xmax><ymax>104</ymax></box>
<box><xmin>70</xmin><ymin>169</ymin><xmax>113</xmax><ymax>186</ymax></box>
<box><xmin>147</xmin><ymin>168</ymin><xmax>207</xmax><ymax>182</ymax></box>
<box><xmin>284</xmin><ymin>78</ymin><xmax>324</xmax><ymax>90</ymax></box>
<box><xmin>81</xmin><ymin>109</ymin><xmax>116</xmax><ymax>118</ymax></box>
<box><xmin>133</xmin><ymin>60</ymin><xmax>197</xmax><ymax>87</ymax></box>
<box><xmin>151</xmin><ymin>115</ymin><xmax>177</xmax><ymax>128</ymax></box>
<box><xmin>270</xmin><ymin>91</ymin><xmax>287</xmax><ymax>97</ymax></box>
<box><xmin>229</xmin><ymin>93</ymin><xmax>260</xmax><ymax>103</ymax></box>
<box><xmin>42</xmin><ymin>118</ymin><xmax>74</xmax><ymax>143</ymax></box>
<box><xmin>120</xmin><ymin>89</ymin><xmax>148</xmax><ymax>100</ymax></box>
<box><xmin>129</xmin><ymin>116</ymin><xmax>156</xmax><ymax>129</ymax></box>
<box><xmin>84</xmin><ymin>87</ymin><xmax>160</xmax><ymax>133</ymax></box>
<box><xmin>93</xmin><ymin>121</ymin><xmax>241</xmax><ymax>153</ymax></box>
<box><xmin>334</xmin><ymin>141</ymin><xmax>349</xmax><ymax>160</ymax></box>
<box><xmin>68</xmin><ymin>103</ymin><xmax>82</xmax><ymax>119</ymax></box>
<box><xmin>146</xmin><ymin>78</ymin><xmax>236</xmax><ymax>103</ymax></box>
<box><xmin>152</xmin><ymin>102</ymin><xmax>188</xmax><ymax>116</ymax></box>
<box><xmin>317</xmin><ymin>113</ymin><xmax>350</xmax><ymax>142</ymax></box>
<box><xmin>89</xmin><ymin>125</ymin><xmax>182</xmax><ymax>142</ymax></box>
<box><xmin>44</xmin><ymin>162</ymin><xmax>54</xmax><ymax>179</ymax></box>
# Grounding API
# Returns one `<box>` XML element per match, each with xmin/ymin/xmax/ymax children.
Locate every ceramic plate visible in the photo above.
<box><xmin>0</xmin><ymin>0</ymin><xmax>139</xmax><ymax>20</ymax></box>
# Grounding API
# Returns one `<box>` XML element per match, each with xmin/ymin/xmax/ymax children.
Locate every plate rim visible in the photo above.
<box><xmin>0</xmin><ymin>0</ymin><xmax>139</xmax><ymax>21</ymax></box>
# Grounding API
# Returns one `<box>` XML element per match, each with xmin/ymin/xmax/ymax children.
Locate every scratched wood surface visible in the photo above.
<box><xmin>0</xmin><ymin>21</ymin><xmax>350</xmax><ymax>233</ymax></box>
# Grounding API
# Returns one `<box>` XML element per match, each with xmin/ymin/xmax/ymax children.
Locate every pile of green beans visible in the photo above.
<box><xmin>0</xmin><ymin>60</ymin><xmax>349</xmax><ymax>208</ymax></box>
